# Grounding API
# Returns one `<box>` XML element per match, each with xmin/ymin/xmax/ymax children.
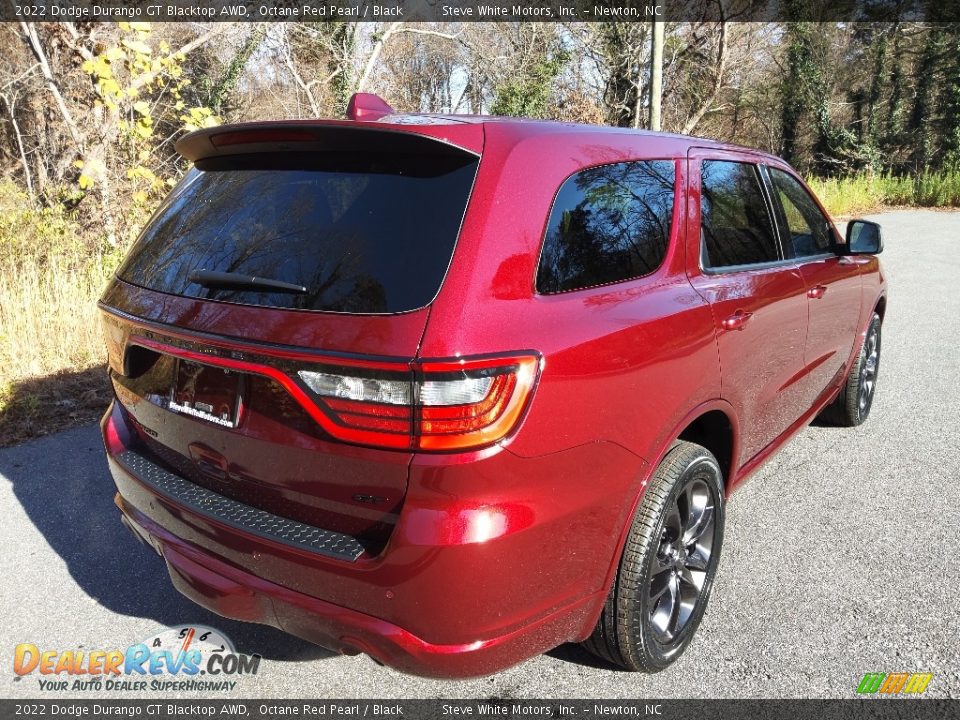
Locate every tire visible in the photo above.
<box><xmin>821</xmin><ymin>312</ymin><xmax>881</xmax><ymax>427</ymax></box>
<box><xmin>583</xmin><ymin>441</ymin><xmax>725</xmax><ymax>672</ymax></box>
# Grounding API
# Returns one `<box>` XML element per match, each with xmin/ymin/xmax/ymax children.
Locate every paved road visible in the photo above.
<box><xmin>1</xmin><ymin>210</ymin><xmax>958</xmax><ymax>700</ymax></box>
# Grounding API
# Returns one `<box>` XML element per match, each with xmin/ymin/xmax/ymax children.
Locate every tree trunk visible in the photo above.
<box><xmin>681</xmin><ymin>21</ymin><xmax>728</xmax><ymax>135</ymax></box>
<box><xmin>19</xmin><ymin>22</ymin><xmax>85</xmax><ymax>152</ymax></box>
<box><xmin>1</xmin><ymin>92</ymin><xmax>35</xmax><ymax>202</ymax></box>
<box><xmin>649</xmin><ymin>20</ymin><xmax>664</xmax><ymax>131</ymax></box>
<box><xmin>780</xmin><ymin>22</ymin><xmax>811</xmax><ymax>167</ymax></box>
<box><xmin>885</xmin><ymin>30</ymin><xmax>906</xmax><ymax>142</ymax></box>
<box><xmin>909</xmin><ymin>25</ymin><xmax>945</xmax><ymax>169</ymax></box>
<box><xmin>942</xmin><ymin>27</ymin><xmax>960</xmax><ymax>164</ymax></box>
<box><xmin>864</xmin><ymin>28</ymin><xmax>888</xmax><ymax>148</ymax></box>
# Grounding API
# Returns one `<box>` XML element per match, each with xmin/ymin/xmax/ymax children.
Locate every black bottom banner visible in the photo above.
<box><xmin>2</xmin><ymin>699</ymin><xmax>959</xmax><ymax>720</ymax></box>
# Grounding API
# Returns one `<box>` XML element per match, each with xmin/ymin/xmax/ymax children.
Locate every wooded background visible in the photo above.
<box><xmin>2</xmin><ymin>17</ymin><xmax>960</xmax><ymax>444</ymax></box>
<box><xmin>2</xmin><ymin>19</ymin><xmax>960</xmax><ymax>236</ymax></box>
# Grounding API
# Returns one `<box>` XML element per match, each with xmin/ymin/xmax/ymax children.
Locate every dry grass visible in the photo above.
<box><xmin>0</xmin><ymin>255</ymin><xmax>116</xmax><ymax>446</ymax></box>
<box><xmin>0</xmin><ymin>255</ymin><xmax>114</xmax><ymax>379</ymax></box>
<box><xmin>0</xmin><ymin>182</ymin><xmax>120</xmax><ymax>445</ymax></box>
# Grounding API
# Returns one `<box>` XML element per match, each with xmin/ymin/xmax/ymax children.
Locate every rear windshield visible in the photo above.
<box><xmin>117</xmin><ymin>152</ymin><xmax>478</xmax><ymax>314</ymax></box>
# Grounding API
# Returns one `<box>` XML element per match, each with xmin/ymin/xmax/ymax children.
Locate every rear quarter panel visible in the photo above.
<box><xmin>421</xmin><ymin>126</ymin><xmax>722</xmax><ymax>465</ymax></box>
<box><xmin>415</xmin><ymin>128</ymin><xmax>723</xmax><ymax>625</ymax></box>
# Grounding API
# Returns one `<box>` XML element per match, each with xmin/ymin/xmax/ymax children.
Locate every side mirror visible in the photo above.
<box><xmin>845</xmin><ymin>219</ymin><xmax>883</xmax><ymax>255</ymax></box>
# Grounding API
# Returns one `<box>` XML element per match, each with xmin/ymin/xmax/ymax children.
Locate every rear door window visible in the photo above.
<box><xmin>536</xmin><ymin>160</ymin><xmax>676</xmax><ymax>294</ymax></box>
<box><xmin>118</xmin><ymin>152</ymin><xmax>478</xmax><ymax>314</ymax></box>
<box><xmin>700</xmin><ymin>160</ymin><xmax>780</xmax><ymax>269</ymax></box>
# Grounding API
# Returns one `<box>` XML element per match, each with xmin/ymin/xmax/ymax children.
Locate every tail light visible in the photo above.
<box><xmin>298</xmin><ymin>354</ymin><xmax>540</xmax><ymax>451</ymax></box>
<box><xmin>126</xmin><ymin>337</ymin><xmax>539</xmax><ymax>453</ymax></box>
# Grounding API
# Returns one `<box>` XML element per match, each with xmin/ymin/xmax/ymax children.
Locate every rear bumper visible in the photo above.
<box><xmin>102</xmin><ymin>401</ymin><xmax>647</xmax><ymax>678</ymax></box>
<box><xmin>116</xmin><ymin>493</ymin><xmax>599</xmax><ymax>678</ymax></box>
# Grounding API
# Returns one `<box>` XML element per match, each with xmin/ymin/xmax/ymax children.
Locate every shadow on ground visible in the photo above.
<box><xmin>546</xmin><ymin>643</ymin><xmax>621</xmax><ymax>671</ymax></box>
<box><xmin>0</xmin><ymin>420</ymin><xmax>333</xmax><ymax>662</ymax></box>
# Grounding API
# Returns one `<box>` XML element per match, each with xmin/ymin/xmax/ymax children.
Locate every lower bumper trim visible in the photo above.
<box><xmin>114</xmin><ymin>449</ymin><xmax>365</xmax><ymax>562</ymax></box>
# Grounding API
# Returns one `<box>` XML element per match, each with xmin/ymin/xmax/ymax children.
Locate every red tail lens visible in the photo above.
<box><xmin>322</xmin><ymin>398</ymin><xmax>412</xmax><ymax>434</ymax></box>
<box><xmin>415</xmin><ymin>357</ymin><xmax>539</xmax><ymax>451</ymax></box>
<box><xmin>298</xmin><ymin>355</ymin><xmax>540</xmax><ymax>451</ymax></box>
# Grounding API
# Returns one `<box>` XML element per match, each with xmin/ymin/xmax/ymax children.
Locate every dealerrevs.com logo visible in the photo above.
<box><xmin>856</xmin><ymin>672</ymin><xmax>933</xmax><ymax>695</ymax></box>
<box><xmin>13</xmin><ymin>625</ymin><xmax>260</xmax><ymax>692</ymax></box>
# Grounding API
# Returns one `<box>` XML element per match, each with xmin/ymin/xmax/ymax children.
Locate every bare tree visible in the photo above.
<box><xmin>679</xmin><ymin>20</ymin><xmax>727</xmax><ymax>134</ymax></box>
<box><xmin>356</xmin><ymin>22</ymin><xmax>462</xmax><ymax>95</ymax></box>
<box><xmin>568</xmin><ymin>22</ymin><xmax>650</xmax><ymax>128</ymax></box>
<box><xmin>18</xmin><ymin>22</ymin><xmax>85</xmax><ymax>152</ymax></box>
<box><xmin>0</xmin><ymin>62</ymin><xmax>40</xmax><ymax>201</ymax></box>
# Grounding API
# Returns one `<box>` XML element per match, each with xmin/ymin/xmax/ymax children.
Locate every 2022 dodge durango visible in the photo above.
<box><xmin>100</xmin><ymin>93</ymin><xmax>886</xmax><ymax>678</ymax></box>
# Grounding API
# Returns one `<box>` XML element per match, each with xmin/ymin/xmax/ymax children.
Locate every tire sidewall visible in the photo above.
<box><xmin>633</xmin><ymin>450</ymin><xmax>725</xmax><ymax>669</ymax></box>
<box><xmin>852</xmin><ymin>314</ymin><xmax>882</xmax><ymax>423</ymax></box>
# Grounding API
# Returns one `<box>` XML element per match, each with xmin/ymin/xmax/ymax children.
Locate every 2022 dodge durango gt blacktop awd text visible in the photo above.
<box><xmin>99</xmin><ymin>93</ymin><xmax>886</xmax><ymax>678</ymax></box>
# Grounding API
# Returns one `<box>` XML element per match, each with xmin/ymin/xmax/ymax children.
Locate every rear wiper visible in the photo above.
<box><xmin>188</xmin><ymin>270</ymin><xmax>307</xmax><ymax>294</ymax></box>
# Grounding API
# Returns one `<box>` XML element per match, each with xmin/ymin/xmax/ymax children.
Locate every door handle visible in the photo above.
<box><xmin>807</xmin><ymin>284</ymin><xmax>828</xmax><ymax>299</ymax></box>
<box><xmin>721</xmin><ymin>310</ymin><xmax>754</xmax><ymax>331</ymax></box>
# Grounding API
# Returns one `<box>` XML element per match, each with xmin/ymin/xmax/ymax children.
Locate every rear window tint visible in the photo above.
<box><xmin>118</xmin><ymin>152</ymin><xmax>478</xmax><ymax>314</ymax></box>
<box><xmin>537</xmin><ymin>160</ymin><xmax>675</xmax><ymax>294</ymax></box>
<box><xmin>700</xmin><ymin>160</ymin><xmax>779</xmax><ymax>268</ymax></box>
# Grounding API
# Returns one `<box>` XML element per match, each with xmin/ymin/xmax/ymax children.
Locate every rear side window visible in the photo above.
<box><xmin>536</xmin><ymin>160</ymin><xmax>675</xmax><ymax>294</ymax></box>
<box><xmin>118</xmin><ymin>152</ymin><xmax>478</xmax><ymax>314</ymax></box>
<box><xmin>701</xmin><ymin>160</ymin><xmax>779</xmax><ymax>269</ymax></box>
<box><xmin>768</xmin><ymin>167</ymin><xmax>835</xmax><ymax>257</ymax></box>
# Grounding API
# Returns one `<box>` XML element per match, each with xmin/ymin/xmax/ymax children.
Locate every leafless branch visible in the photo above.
<box><xmin>19</xmin><ymin>21</ymin><xmax>85</xmax><ymax>151</ymax></box>
<box><xmin>681</xmin><ymin>16</ymin><xmax>728</xmax><ymax>135</ymax></box>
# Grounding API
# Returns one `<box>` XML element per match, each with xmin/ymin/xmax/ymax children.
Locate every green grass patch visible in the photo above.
<box><xmin>807</xmin><ymin>170</ymin><xmax>960</xmax><ymax>217</ymax></box>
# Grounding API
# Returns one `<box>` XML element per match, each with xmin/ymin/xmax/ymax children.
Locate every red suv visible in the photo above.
<box><xmin>100</xmin><ymin>94</ymin><xmax>886</xmax><ymax>678</ymax></box>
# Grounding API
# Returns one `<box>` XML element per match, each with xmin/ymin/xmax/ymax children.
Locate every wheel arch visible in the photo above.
<box><xmin>874</xmin><ymin>294</ymin><xmax>887</xmax><ymax>322</ymax></box>
<box><xmin>644</xmin><ymin>400</ymin><xmax>740</xmax><ymax>507</ymax></box>
<box><xmin>675</xmin><ymin>409</ymin><xmax>736</xmax><ymax>491</ymax></box>
<box><xmin>580</xmin><ymin>400</ymin><xmax>738</xmax><ymax>643</ymax></box>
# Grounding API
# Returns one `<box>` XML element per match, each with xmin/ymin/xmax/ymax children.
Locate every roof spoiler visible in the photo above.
<box><xmin>346</xmin><ymin>93</ymin><xmax>394</xmax><ymax>121</ymax></box>
<box><xmin>176</xmin><ymin>122</ymin><xmax>481</xmax><ymax>162</ymax></box>
<box><xmin>175</xmin><ymin>94</ymin><xmax>489</xmax><ymax>162</ymax></box>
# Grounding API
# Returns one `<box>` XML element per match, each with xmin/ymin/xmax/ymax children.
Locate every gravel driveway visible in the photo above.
<box><xmin>1</xmin><ymin>209</ymin><xmax>957</xmax><ymax>699</ymax></box>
